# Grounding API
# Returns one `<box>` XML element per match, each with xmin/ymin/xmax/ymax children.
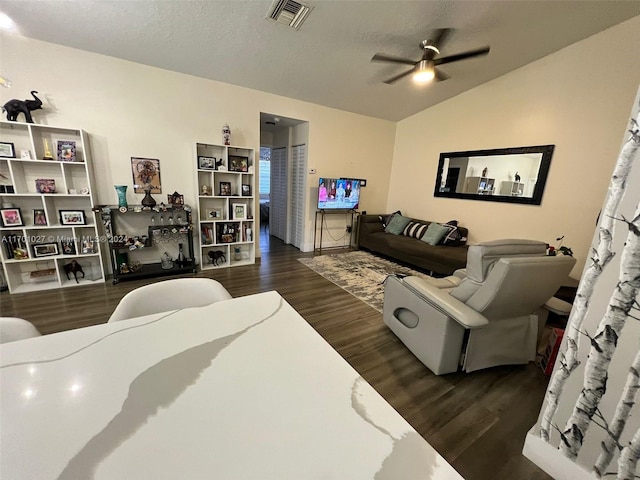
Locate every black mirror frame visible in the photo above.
<box><xmin>433</xmin><ymin>144</ymin><xmax>555</xmax><ymax>205</ymax></box>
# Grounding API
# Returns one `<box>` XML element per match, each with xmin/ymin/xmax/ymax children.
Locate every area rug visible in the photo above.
<box><xmin>298</xmin><ymin>251</ymin><xmax>431</xmax><ymax>312</ymax></box>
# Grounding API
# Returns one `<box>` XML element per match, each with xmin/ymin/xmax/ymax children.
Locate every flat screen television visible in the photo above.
<box><xmin>318</xmin><ymin>178</ymin><xmax>360</xmax><ymax>210</ymax></box>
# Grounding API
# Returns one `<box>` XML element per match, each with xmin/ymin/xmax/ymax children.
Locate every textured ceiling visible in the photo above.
<box><xmin>1</xmin><ymin>1</ymin><xmax>639</xmax><ymax>121</ymax></box>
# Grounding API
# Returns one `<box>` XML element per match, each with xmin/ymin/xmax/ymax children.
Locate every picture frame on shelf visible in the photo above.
<box><xmin>35</xmin><ymin>178</ymin><xmax>56</xmax><ymax>193</ymax></box>
<box><xmin>0</xmin><ymin>142</ymin><xmax>15</xmax><ymax>158</ymax></box>
<box><xmin>131</xmin><ymin>157</ymin><xmax>161</xmax><ymax>194</ymax></box>
<box><xmin>218</xmin><ymin>222</ymin><xmax>237</xmax><ymax>243</ymax></box>
<box><xmin>33</xmin><ymin>209</ymin><xmax>48</xmax><ymax>226</ymax></box>
<box><xmin>205</xmin><ymin>208</ymin><xmax>223</xmax><ymax>220</ymax></box>
<box><xmin>81</xmin><ymin>237</ymin><xmax>96</xmax><ymax>254</ymax></box>
<box><xmin>232</xmin><ymin>203</ymin><xmax>246</xmax><ymax>220</ymax></box>
<box><xmin>0</xmin><ymin>207</ymin><xmax>24</xmax><ymax>227</ymax></box>
<box><xmin>33</xmin><ymin>243</ymin><xmax>59</xmax><ymax>258</ymax></box>
<box><xmin>241</xmin><ymin>184</ymin><xmax>251</xmax><ymax>196</ymax></box>
<box><xmin>228</xmin><ymin>155</ymin><xmax>248</xmax><ymax>172</ymax></box>
<box><xmin>59</xmin><ymin>210</ymin><xmax>86</xmax><ymax>225</ymax></box>
<box><xmin>57</xmin><ymin>140</ymin><xmax>76</xmax><ymax>162</ymax></box>
<box><xmin>167</xmin><ymin>191</ymin><xmax>184</xmax><ymax>205</ymax></box>
<box><xmin>198</xmin><ymin>156</ymin><xmax>215</xmax><ymax>169</ymax></box>
<box><xmin>219</xmin><ymin>181</ymin><xmax>231</xmax><ymax>196</ymax></box>
<box><xmin>60</xmin><ymin>238</ymin><xmax>76</xmax><ymax>255</ymax></box>
<box><xmin>21</xmin><ymin>149</ymin><xmax>32</xmax><ymax>159</ymax></box>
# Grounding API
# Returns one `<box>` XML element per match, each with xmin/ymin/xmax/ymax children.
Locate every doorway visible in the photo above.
<box><xmin>259</xmin><ymin>113</ymin><xmax>308</xmax><ymax>252</ymax></box>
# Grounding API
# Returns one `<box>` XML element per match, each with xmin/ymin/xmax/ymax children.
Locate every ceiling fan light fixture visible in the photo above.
<box><xmin>413</xmin><ymin>60</ymin><xmax>435</xmax><ymax>84</ymax></box>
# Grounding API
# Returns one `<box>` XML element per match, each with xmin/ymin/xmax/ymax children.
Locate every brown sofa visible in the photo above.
<box><xmin>356</xmin><ymin>214</ymin><xmax>469</xmax><ymax>275</ymax></box>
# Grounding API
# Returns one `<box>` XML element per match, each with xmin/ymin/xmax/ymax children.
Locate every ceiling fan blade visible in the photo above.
<box><xmin>383</xmin><ymin>68</ymin><xmax>415</xmax><ymax>84</ymax></box>
<box><xmin>434</xmin><ymin>68</ymin><xmax>450</xmax><ymax>82</ymax></box>
<box><xmin>434</xmin><ymin>46</ymin><xmax>490</xmax><ymax>66</ymax></box>
<box><xmin>371</xmin><ymin>53</ymin><xmax>417</xmax><ymax>66</ymax></box>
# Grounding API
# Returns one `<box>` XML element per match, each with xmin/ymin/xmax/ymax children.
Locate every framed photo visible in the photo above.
<box><xmin>33</xmin><ymin>243</ymin><xmax>59</xmax><ymax>258</ymax></box>
<box><xmin>167</xmin><ymin>191</ymin><xmax>184</xmax><ymax>205</ymax></box>
<box><xmin>60</xmin><ymin>238</ymin><xmax>76</xmax><ymax>255</ymax></box>
<box><xmin>57</xmin><ymin>140</ymin><xmax>76</xmax><ymax>162</ymax></box>
<box><xmin>59</xmin><ymin>210</ymin><xmax>86</xmax><ymax>225</ymax></box>
<box><xmin>131</xmin><ymin>157</ymin><xmax>161</xmax><ymax>194</ymax></box>
<box><xmin>35</xmin><ymin>178</ymin><xmax>56</xmax><ymax>193</ymax></box>
<box><xmin>205</xmin><ymin>208</ymin><xmax>222</xmax><ymax>220</ymax></box>
<box><xmin>232</xmin><ymin>203</ymin><xmax>247</xmax><ymax>220</ymax></box>
<box><xmin>241</xmin><ymin>184</ymin><xmax>251</xmax><ymax>196</ymax></box>
<box><xmin>219</xmin><ymin>181</ymin><xmax>231</xmax><ymax>196</ymax></box>
<box><xmin>33</xmin><ymin>209</ymin><xmax>48</xmax><ymax>226</ymax></box>
<box><xmin>0</xmin><ymin>142</ymin><xmax>15</xmax><ymax>158</ymax></box>
<box><xmin>0</xmin><ymin>208</ymin><xmax>23</xmax><ymax>227</ymax></box>
<box><xmin>198</xmin><ymin>156</ymin><xmax>215</xmax><ymax>169</ymax></box>
<box><xmin>81</xmin><ymin>237</ymin><xmax>96</xmax><ymax>254</ymax></box>
<box><xmin>229</xmin><ymin>155</ymin><xmax>248</xmax><ymax>172</ymax></box>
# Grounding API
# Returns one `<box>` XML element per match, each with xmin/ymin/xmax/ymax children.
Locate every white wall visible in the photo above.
<box><xmin>389</xmin><ymin>15</ymin><xmax>640</xmax><ymax>276</ymax></box>
<box><xmin>0</xmin><ymin>33</ymin><xmax>396</xmax><ymax>258</ymax></box>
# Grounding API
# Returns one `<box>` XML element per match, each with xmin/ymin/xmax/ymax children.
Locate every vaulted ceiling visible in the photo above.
<box><xmin>1</xmin><ymin>1</ymin><xmax>639</xmax><ymax>121</ymax></box>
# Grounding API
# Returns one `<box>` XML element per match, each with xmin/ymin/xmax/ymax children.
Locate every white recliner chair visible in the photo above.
<box><xmin>383</xmin><ymin>239</ymin><xmax>576</xmax><ymax>375</ymax></box>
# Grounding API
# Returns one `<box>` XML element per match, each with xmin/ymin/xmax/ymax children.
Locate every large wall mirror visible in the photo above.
<box><xmin>433</xmin><ymin>145</ymin><xmax>555</xmax><ymax>205</ymax></box>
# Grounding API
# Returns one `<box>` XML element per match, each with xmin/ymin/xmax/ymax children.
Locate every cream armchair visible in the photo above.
<box><xmin>382</xmin><ymin>239</ymin><xmax>576</xmax><ymax>375</ymax></box>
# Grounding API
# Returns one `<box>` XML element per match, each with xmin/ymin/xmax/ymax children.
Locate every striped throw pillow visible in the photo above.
<box><xmin>402</xmin><ymin>221</ymin><xmax>429</xmax><ymax>239</ymax></box>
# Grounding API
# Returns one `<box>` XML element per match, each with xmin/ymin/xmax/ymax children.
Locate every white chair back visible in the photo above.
<box><xmin>0</xmin><ymin>317</ymin><xmax>41</xmax><ymax>344</ymax></box>
<box><xmin>108</xmin><ymin>278</ymin><xmax>232</xmax><ymax>323</ymax></box>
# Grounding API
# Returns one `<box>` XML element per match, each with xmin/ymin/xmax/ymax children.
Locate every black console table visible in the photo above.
<box><xmin>313</xmin><ymin>209</ymin><xmax>358</xmax><ymax>255</ymax></box>
<box><xmin>99</xmin><ymin>204</ymin><xmax>196</xmax><ymax>284</ymax></box>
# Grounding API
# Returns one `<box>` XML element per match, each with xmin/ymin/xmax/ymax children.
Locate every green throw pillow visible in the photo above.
<box><xmin>384</xmin><ymin>214</ymin><xmax>411</xmax><ymax>235</ymax></box>
<box><xmin>420</xmin><ymin>223</ymin><xmax>449</xmax><ymax>246</ymax></box>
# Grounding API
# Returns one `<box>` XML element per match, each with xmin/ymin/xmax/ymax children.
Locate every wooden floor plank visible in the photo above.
<box><xmin>0</xmin><ymin>234</ymin><xmax>552</xmax><ymax>479</ymax></box>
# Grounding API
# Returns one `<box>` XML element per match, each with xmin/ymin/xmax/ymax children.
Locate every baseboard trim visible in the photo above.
<box><xmin>523</xmin><ymin>431</ymin><xmax>595</xmax><ymax>480</ymax></box>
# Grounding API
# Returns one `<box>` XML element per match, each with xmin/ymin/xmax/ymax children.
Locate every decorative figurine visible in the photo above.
<box><xmin>222</xmin><ymin>123</ymin><xmax>231</xmax><ymax>146</ymax></box>
<box><xmin>63</xmin><ymin>259</ymin><xmax>85</xmax><ymax>284</ymax></box>
<box><xmin>208</xmin><ymin>250</ymin><xmax>226</xmax><ymax>266</ymax></box>
<box><xmin>2</xmin><ymin>90</ymin><xmax>43</xmax><ymax>123</ymax></box>
<box><xmin>514</xmin><ymin>171</ymin><xmax>521</xmax><ymax>183</ymax></box>
<box><xmin>482</xmin><ymin>167</ymin><xmax>488</xmax><ymax>177</ymax></box>
<box><xmin>42</xmin><ymin>139</ymin><xmax>53</xmax><ymax>160</ymax></box>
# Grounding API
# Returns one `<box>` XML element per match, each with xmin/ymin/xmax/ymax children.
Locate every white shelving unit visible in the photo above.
<box><xmin>499</xmin><ymin>181</ymin><xmax>525</xmax><ymax>196</ymax></box>
<box><xmin>463</xmin><ymin>176</ymin><xmax>495</xmax><ymax>195</ymax></box>
<box><xmin>0</xmin><ymin>121</ymin><xmax>105</xmax><ymax>293</ymax></box>
<box><xmin>194</xmin><ymin>142</ymin><xmax>255</xmax><ymax>270</ymax></box>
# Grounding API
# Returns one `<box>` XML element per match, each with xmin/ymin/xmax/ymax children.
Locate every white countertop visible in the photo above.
<box><xmin>0</xmin><ymin>291</ymin><xmax>463</xmax><ymax>479</ymax></box>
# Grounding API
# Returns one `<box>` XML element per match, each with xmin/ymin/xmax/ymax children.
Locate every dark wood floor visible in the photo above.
<box><xmin>0</xmin><ymin>232</ymin><xmax>552</xmax><ymax>480</ymax></box>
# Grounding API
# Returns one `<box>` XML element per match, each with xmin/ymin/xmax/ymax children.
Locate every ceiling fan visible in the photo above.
<box><xmin>371</xmin><ymin>28</ymin><xmax>490</xmax><ymax>85</ymax></box>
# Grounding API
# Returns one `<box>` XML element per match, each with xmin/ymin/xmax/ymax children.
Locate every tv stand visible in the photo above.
<box><xmin>313</xmin><ymin>209</ymin><xmax>358</xmax><ymax>255</ymax></box>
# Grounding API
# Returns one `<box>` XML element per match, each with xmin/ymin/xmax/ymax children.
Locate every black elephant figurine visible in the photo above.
<box><xmin>2</xmin><ymin>90</ymin><xmax>43</xmax><ymax>123</ymax></box>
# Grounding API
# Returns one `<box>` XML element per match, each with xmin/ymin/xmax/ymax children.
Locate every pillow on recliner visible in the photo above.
<box><xmin>384</xmin><ymin>214</ymin><xmax>411</xmax><ymax>235</ymax></box>
<box><xmin>420</xmin><ymin>222</ymin><xmax>449</xmax><ymax>245</ymax></box>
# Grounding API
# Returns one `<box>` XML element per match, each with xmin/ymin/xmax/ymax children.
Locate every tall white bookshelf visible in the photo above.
<box><xmin>194</xmin><ymin>142</ymin><xmax>255</xmax><ymax>270</ymax></box>
<box><xmin>0</xmin><ymin>121</ymin><xmax>105</xmax><ymax>293</ymax></box>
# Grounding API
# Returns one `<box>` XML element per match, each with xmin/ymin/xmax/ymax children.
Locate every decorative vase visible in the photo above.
<box><xmin>142</xmin><ymin>186</ymin><xmax>156</xmax><ymax>207</ymax></box>
<box><xmin>234</xmin><ymin>247</ymin><xmax>241</xmax><ymax>261</ymax></box>
<box><xmin>115</xmin><ymin>185</ymin><xmax>128</xmax><ymax>208</ymax></box>
<box><xmin>222</xmin><ymin>123</ymin><xmax>231</xmax><ymax>146</ymax></box>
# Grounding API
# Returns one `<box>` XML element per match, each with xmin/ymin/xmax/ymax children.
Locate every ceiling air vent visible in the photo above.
<box><xmin>267</xmin><ymin>0</ymin><xmax>313</xmax><ymax>30</ymax></box>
